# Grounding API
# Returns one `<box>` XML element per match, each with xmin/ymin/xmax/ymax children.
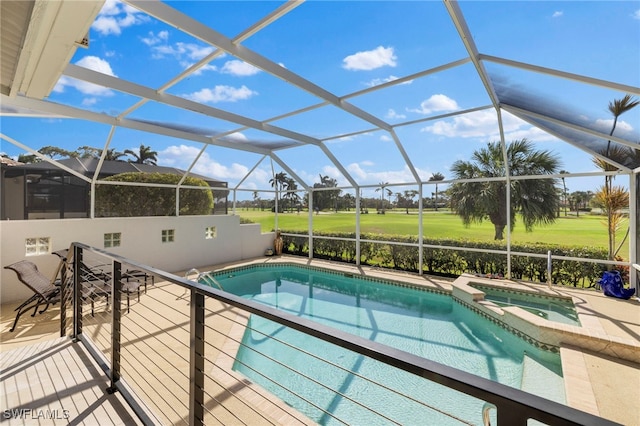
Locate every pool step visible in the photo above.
<box><xmin>521</xmin><ymin>353</ymin><xmax>565</xmax><ymax>404</ymax></box>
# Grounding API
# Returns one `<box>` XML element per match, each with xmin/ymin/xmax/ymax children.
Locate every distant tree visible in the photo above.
<box><xmin>558</xmin><ymin>170</ymin><xmax>569</xmax><ymax>216</ymax></box>
<box><xmin>269</xmin><ymin>171</ymin><xmax>288</xmax><ymax>212</ymax></box>
<box><xmin>429</xmin><ymin>172</ymin><xmax>445</xmax><ymax>211</ymax></box>
<box><xmin>375</xmin><ymin>182</ymin><xmax>390</xmax><ymax>212</ymax></box>
<box><xmin>283</xmin><ymin>177</ymin><xmax>300</xmax><ymax>212</ymax></box>
<box><xmin>313</xmin><ymin>174</ymin><xmax>340</xmax><ymax>211</ymax></box>
<box><xmin>342</xmin><ymin>193</ymin><xmax>355</xmax><ymax>211</ymax></box>
<box><xmin>77</xmin><ymin>146</ymin><xmax>126</xmax><ymax>161</ymax></box>
<box><xmin>76</xmin><ymin>146</ymin><xmax>103</xmax><ymax>159</ymax></box>
<box><xmin>569</xmin><ymin>191</ymin><xmax>591</xmax><ymax>218</ymax></box>
<box><xmin>252</xmin><ymin>191</ymin><xmax>260</xmax><ymax>211</ymax></box>
<box><xmin>125</xmin><ymin>144</ymin><xmax>158</xmax><ymax>165</ymax></box>
<box><xmin>17</xmin><ymin>153</ymin><xmax>38</xmax><ymax>163</ymax></box>
<box><xmin>39</xmin><ymin>146</ymin><xmax>75</xmax><ymax>159</ymax></box>
<box><xmin>16</xmin><ymin>146</ymin><xmax>74</xmax><ymax>163</ymax></box>
<box><xmin>449</xmin><ymin>139</ymin><xmax>560</xmax><ymax>240</ymax></box>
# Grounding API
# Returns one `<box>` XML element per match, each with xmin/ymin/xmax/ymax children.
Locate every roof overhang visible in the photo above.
<box><xmin>0</xmin><ymin>0</ymin><xmax>104</xmax><ymax>99</ymax></box>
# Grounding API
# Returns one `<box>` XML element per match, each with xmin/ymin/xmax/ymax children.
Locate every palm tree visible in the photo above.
<box><xmin>125</xmin><ymin>144</ymin><xmax>158</xmax><ymax>165</ymax></box>
<box><xmin>558</xmin><ymin>170</ymin><xmax>569</xmax><ymax>216</ymax></box>
<box><xmin>593</xmin><ymin>94</ymin><xmax>638</xmax><ymax>260</ymax></box>
<box><xmin>252</xmin><ymin>191</ymin><xmax>260</xmax><ymax>210</ymax></box>
<box><xmin>282</xmin><ymin>177</ymin><xmax>300</xmax><ymax>212</ymax></box>
<box><xmin>449</xmin><ymin>139</ymin><xmax>560</xmax><ymax>240</ymax></box>
<box><xmin>428</xmin><ymin>172</ymin><xmax>445</xmax><ymax>211</ymax></box>
<box><xmin>103</xmin><ymin>148</ymin><xmax>127</xmax><ymax>161</ymax></box>
<box><xmin>593</xmin><ymin>186</ymin><xmax>629</xmax><ymax>260</ymax></box>
<box><xmin>375</xmin><ymin>182</ymin><xmax>389</xmax><ymax>212</ymax></box>
<box><xmin>605</xmin><ymin>94</ymin><xmax>639</xmax><ymax>160</ymax></box>
<box><xmin>269</xmin><ymin>171</ymin><xmax>288</xmax><ymax>211</ymax></box>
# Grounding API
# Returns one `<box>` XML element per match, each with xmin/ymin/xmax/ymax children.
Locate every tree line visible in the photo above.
<box><xmin>16</xmin><ymin>144</ymin><xmax>158</xmax><ymax>165</ymax></box>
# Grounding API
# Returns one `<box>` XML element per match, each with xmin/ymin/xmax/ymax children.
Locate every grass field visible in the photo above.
<box><xmin>237</xmin><ymin>209</ymin><xmax>630</xmax><ymax>260</ymax></box>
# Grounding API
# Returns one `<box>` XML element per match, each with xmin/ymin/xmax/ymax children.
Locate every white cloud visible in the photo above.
<box><xmin>342</xmin><ymin>46</ymin><xmax>397</xmax><ymax>71</ymax></box>
<box><xmin>365</xmin><ymin>75</ymin><xmax>412</xmax><ymax>87</ymax></box>
<box><xmin>141</xmin><ymin>30</ymin><xmax>169</xmax><ymax>46</ymax></box>
<box><xmin>53</xmin><ymin>56</ymin><xmax>116</xmax><ymax>96</ymax></box>
<box><xmin>419</xmin><ymin>110</ymin><xmax>556</xmax><ymax>142</ymax></box>
<box><xmin>225</xmin><ymin>132</ymin><xmax>249</xmax><ymax>142</ymax></box>
<box><xmin>180</xmin><ymin>62</ymin><xmax>218</xmax><ymax>75</ymax></box>
<box><xmin>157</xmin><ymin>145</ymin><xmax>250</xmax><ymax>180</ymax></box>
<box><xmin>386</xmin><ymin>109</ymin><xmax>406</xmax><ymax>120</ymax></box>
<box><xmin>82</xmin><ymin>97</ymin><xmax>98</xmax><ymax>107</ymax></box>
<box><xmin>345</xmin><ymin>162</ymin><xmax>419</xmax><ymax>186</ymax></box>
<box><xmin>408</xmin><ymin>94</ymin><xmax>459</xmax><ymax>115</ymax></box>
<box><xmin>594</xmin><ymin>118</ymin><xmax>634</xmax><ymax>135</ymax></box>
<box><xmin>221</xmin><ymin>60</ymin><xmax>261</xmax><ymax>76</ymax></box>
<box><xmin>633</xmin><ymin>9</ymin><xmax>640</xmax><ymax>19</ymax></box>
<box><xmin>91</xmin><ymin>0</ymin><xmax>149</xmax><ymax>36</ymax></box>
<box><xmin>552</xmin><ymin>11</ymin><xmax>563</xmax><ymax>18</ymax></box>
<box><xmin>151</xmin><ymin>42</ymin><xmax>214</xmax><ymax>61</ymax></box>
<box><xmin>183</xmin><ymin>85</ymin><xmax>257</xmax><ymax>103</ymax></box>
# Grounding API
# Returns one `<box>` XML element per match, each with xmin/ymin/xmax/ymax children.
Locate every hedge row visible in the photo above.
<box><xmin>278</xmin><ymin>230</ymin><xmax>611</xmax><ymax>289</ymax></box>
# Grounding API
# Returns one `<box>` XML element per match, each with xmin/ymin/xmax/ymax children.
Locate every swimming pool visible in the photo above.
<box><xmin>201</xmin><ymin>264</ymin><xmax>565</xmax><ymax>425</ymax></box>
<box><xmin>470</xmin><ymin>284</ymin><xmax>580</xmax><ymax>326</ymax></box>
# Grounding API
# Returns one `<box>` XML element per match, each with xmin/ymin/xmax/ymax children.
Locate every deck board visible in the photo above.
<box><xmin>0</xmin><ymin>337</ymin><xmax>142</xmax><ymax>426</ymax></box>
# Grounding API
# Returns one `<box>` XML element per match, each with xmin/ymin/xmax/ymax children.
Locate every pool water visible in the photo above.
<box><xmin>471</xmin><ymin>284</ymin><xmax>580</xmax><ymax>326</ymax></box>
<box><xmin>203</xmin><ymin>266</ymin><xmax>565</xmax><ymax>425</ymax></box>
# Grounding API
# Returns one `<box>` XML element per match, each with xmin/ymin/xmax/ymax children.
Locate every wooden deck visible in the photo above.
<box><xmin>1</xmin><ymin>337</ymin><xmax>141</xmax><ymax>425</ymax></box>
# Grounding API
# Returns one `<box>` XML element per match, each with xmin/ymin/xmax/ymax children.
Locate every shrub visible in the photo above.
<box><xmin>95</xmin><ymin>172</ymin><xmax>213</xmax><ymax>217</ymax></box>
<box><xmin>278</xmin><ymin>230</ymin><xmax>609</xmax><ymax>288</ymax></box>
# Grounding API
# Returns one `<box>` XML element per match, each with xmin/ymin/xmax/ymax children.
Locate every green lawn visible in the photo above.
<box><xmin>237</xmin><ymin>209</ymin><xmax>630</xmax><ymax>259</ymax></box>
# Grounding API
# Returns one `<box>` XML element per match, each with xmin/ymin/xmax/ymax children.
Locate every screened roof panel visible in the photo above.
<box><xmin>460</xmin><ymin>1</ymin><xmax>640</xmax><ymax>84</ymax></box>
<box><xmin>323</xmin><ymin>130</ymin><xmax>417</xmax><ymax>187</ymax></box>
<box><xmin>1</xmin><ymin>0</ymin><xmax>638</xmax><ymax>198</ymax></box>
<box><xmin>0</xmin><ymin>116</ymin><xmax>114</xmax><ymax>160</ymax></box>
<box><xmin>184</xmin><ymin>143</ymin><xmax>266</xmax><ymax>189</ymax></box>
<box><xmin>347</xmin><ymin>62</ymin><xmax>492</xmax><ymax>126</ymax></box>
<box><xmin>164</xmin><ymin>55</ymin><xmax>327</xmax><ymax>121</ymax></box>
<box><xmin>241</xmin><ymin>1</ymin><xmax>469</xmax><ymax>96</ymax></box>
<box><xmin>269</xmin><ymin>104</ymin><xmax>379</xmax><ymax>141</ymax></box>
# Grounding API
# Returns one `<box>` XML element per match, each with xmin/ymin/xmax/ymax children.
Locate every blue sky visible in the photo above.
<box><xmin>1</xmin><ymin>0</ymin><xmax>639</xmax><ymax>200</ymax></box>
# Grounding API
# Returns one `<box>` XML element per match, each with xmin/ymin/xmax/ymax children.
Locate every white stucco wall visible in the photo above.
<box><xmin>0</xmin><ymin>215</ymin><xmax>275</xmax><ymax>304</ymax></box>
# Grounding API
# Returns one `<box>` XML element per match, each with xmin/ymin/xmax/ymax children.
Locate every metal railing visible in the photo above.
<box><xmin>60</xmin><ymin>242</ymin><xmax>621</xmax><ymax>426</ymax></box>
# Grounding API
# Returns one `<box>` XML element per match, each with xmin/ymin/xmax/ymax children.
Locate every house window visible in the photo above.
<box><xmin>25</xmin><ymin>237</ymin><xmax>50</xmax><ymax>256</ymax></box>
<box><xmin>104</xmin><ymin>232</ymin><xmax>121</xmax><ymax>248</ymax></box>
<box><xmin>162</xmin><ymin>229</ymin><xmax>175</xmax><ymax>243</ymax></box>
<box><xmin>205</xmin><ymin>226</ymin><xmax>217</xmax><ymax>239</ymax></box>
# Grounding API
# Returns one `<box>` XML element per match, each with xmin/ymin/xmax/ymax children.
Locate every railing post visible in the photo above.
<box><xmin>189</xmin><ymin>289</ymin><xmax>205</xmax><ymax>426</ymax></box>
<box><xmin>72</xmin><ymin>245</ymin><xmax>83</xmax><ymax>341</ymax></box>
<box><xmin>107</xmin><ymin>260</ymin><xmax>122</xmax><ymax>393</ymax></box>
<box><xmin>547</xmin><ymin>250</ymin><xmax>553</xmax><ymax>289</ymax></box>
<box><xmin>60</xmin><ymin>255</ymin><xmax>67</xmax><ymax>337</ymax></box>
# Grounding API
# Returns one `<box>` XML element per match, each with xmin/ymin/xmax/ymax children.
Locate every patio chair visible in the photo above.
<box><xmin>53</xmin><ymin>249</ymin><xmax>144</xmax><ymax>313</ymax></box>
<box><xmin>4</xmin><ymin>261</ymin><xmax>61</xmax><ymax>332</ymax></box>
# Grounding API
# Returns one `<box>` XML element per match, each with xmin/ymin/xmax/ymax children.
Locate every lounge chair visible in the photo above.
<box><xmin>4</xmin><ymin>260</ymin><xmax>61</xmax><ymax>332</ymax></box>
<box><xmin>4</xmin><ymin>258</ymin><xmax>103</xmax><ymax>332</ymax></box>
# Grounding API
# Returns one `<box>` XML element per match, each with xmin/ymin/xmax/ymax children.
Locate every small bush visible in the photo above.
<box><xmin>278</xmin><ymin>230</ymin><xmax>608</xmax><ymax>288</ymax></box>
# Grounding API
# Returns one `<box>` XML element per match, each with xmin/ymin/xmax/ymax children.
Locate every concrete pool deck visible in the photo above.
<box><xmin>2</xmin><ymin>255</ymin><xmax>639</xmax><ymax>425</ymax></box>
